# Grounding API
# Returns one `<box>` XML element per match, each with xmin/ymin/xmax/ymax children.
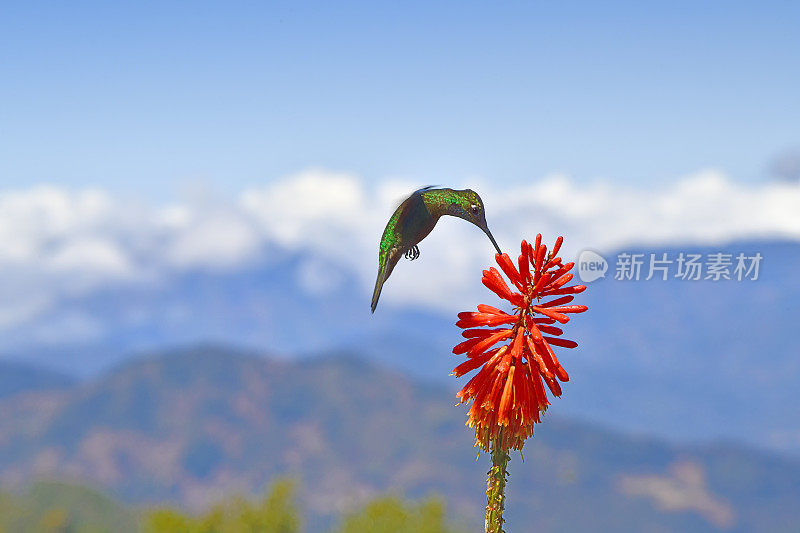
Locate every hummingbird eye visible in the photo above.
<box><xmin>470</xmin><ymin>204</ymin><xmax>480</xmax><ymax>216</ymax></box>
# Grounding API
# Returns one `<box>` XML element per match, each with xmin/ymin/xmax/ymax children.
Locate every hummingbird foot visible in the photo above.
<box><xmin>405</xmin><ymin>245</ymin><xmax>420</xmax><ymax>261</ymax></box>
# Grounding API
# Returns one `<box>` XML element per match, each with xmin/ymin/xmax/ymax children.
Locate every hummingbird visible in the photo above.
<box><xmin>370</xmin><ymin>187</ymin><xmax>502</xmax><ymax>313</ymax></box>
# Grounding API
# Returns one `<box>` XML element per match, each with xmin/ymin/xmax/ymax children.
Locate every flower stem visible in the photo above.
<box><xmin>485</xmin><ymin>429</ymin><xmax>510</xmax><ymax>533</ymax></box>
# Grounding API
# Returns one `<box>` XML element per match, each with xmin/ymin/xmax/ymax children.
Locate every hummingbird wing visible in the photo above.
<box><xmin>387</xmin><ymin>185</ymin><xmax>438</xmax><ymax>213</ymax></box>
<box><xmin>371</xmin><ymin>187</ymin><xmax>439</xmax><ymax>313</ymax></box>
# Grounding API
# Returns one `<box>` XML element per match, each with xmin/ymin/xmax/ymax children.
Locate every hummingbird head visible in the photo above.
<box><xmin>449</xmin><ymin>189</ymin><xmax>502</xmax><ymax>255</ymax></box>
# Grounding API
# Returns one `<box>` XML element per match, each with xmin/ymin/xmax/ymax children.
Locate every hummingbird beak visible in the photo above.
<box><xmin>483</xmin><ymin>227</ymin><xmax>502</xmax><ymax>255</ymax></box>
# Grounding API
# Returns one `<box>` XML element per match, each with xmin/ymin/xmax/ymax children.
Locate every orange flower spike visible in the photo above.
<box><xmin>487</xmin><ymin>266</ymin><xmax>513</xmax><ymax>290</ymax></box>
<box><xmin>453</xmin><ymin>235</ymin><xmax>587</xmax><ymax>457</ymax></box>
<box><xmin>546</xmin><ymin>305</ymin><xmax>588</xmax><ymax>315</ymax></box>
<box><xmin>541</xmin><ymin>284</ymin><xmax>586</xmax><ymax>297</ymax></box>
<box><xmin>542</xmin><ymin>341</ymin><xmax>570</xmax><ymax>382</ymax></box>
<box><xmin>495</xmin><ymin>253</ymin><xmax>523</xmax><ymax>291</ymax></box>
<box><xmin>546</xmin><ymin>375</ymin><xmax>563</xmax><ymax>396</ymax></box>
<box><xmin>529</xmin><ymin>336</ymin><xmax>565</xmax><ymax>392</ymax></box>
<box><xmin>543</xmin><ymin>256</ymin><xmax>562</xmax><ymax>271</ymax></box>
<box><xmin>524</xmin><ymin>336</ymin><xmax>554</xmax><ymax>381</ymax></box>
<box><xmin>538</xmin><ymin>295</ymin><xmax>575</xmax><ymax>308</ymax></box>
<box><xmin>482</xmin><ymin>267</ymin><xmax>516</xmax><ymax>302</ymax></box>
<box><xmin>531</xmin><ymin>305</ymin><xmax>569</xmax><ymax>324</ymax></box>
<box><xmin>535</xmin><ymin>243</ymin><xmax>547</xmax><ymax>275</ymax></box>
<box><xmin>530</xmin><ymin>271</ymin><xmax>552</xmax><ymax>296</ymax></box>
<box><xmin>497</xmin><ymin>365</ymin><xmax>516</xmax><ymax>425</ymax></box>
<box><xmin>543</xmin><ymin>336</ymin><xmax>578</xmax><ymax>349</ymax></box>
<box><xmin>467</xmin><ymin>329</ymin><xmax>513</xmax><ymax>357</ymax></box>
<box><xmin>546</xmin><ymin>262</ymin><xmax>576</xmax><ymax>285</ymax></box>
<box><xmin>511</xmin><ymin>327</ymin><xmax>525</xmax><ymax>360</ymax></box>
<box><xmin>516</xmin><ymin>361</ymin><xmax>533</xmax><ymax>420</ymax></box>
<box><xmin>518</xmin><ymin>240</ymin><xmax>531</xmax><ymax>285</ymax></box>
<box><xmin>527</xmin><ymin>242</ymin><xmax>536</xmax><ymax>272</ymax></box>
<box><xmin>547</xmin><ymin>273</ymin><xmax>574</xmax><ymax>291</ymax></box>
<box><xmin>550</xmin><ymin>235</ymin><xmax>563</xmax><ymax>258</ymax></box>
<box><xmin>459</xmin><ymin>347</ymin><xmax>505</xmax><ymax>398</ymax></box>
<box><xmin>524</xmin><ymin>360</ymin><xmax>538</xmax><ymax>408</ymax></box>
<box><xmin>530</xmin><ymin>363</ymin><xmax>549</xmax><ymax>412</ymax></box>
<box><xmin>481</xmin><ymin>276</ymin><xmax>504</xmax><ymax>300</ymax></box>
<box><xmin>452</xmin><ymin>352</ymin><xmax>494</xmax><ymax>377</ymax></box>
<box><xmin>497</xmin><ymin>329</ymin><xmax>521</xmax><ymax>371</ymax></box>
<box><xmin>531</xmin><ymin>234</ymin><xmax>542</xmax><ymax>281</ymax></box>
<box><xmin>484</xmin><ymin>371</ymin><xmax>506</xmax><ymax>410</ymax></box>
<box><xmin>453</xmin><ymin>337</ymin><xmax>484</xmax><ymax>354</ymax></box>
<box><xmin>477</xmin><ymin>304</ymin><xmax>505</xmax><ymax>315</ymax></box>
<box><xmin>456</xmin><ymin>312</ymin><xmax>516</xmax><ymax>328</ymax></box>
<box><xmin>461</xmin><ymin>327</ymin><xmax>507</xmax><ymax>339</ymax></box>
<box><xmin>524</xmin><ymin>316</ymin><xmax>544</xmax><ymax>342</ymax></box>
<box><xmin>459</xmin><ymin>367</ymin><xmax>493</xmax><ymax>403</ymax></box>
<box><xmin>536</xmin><ymin>324</ymin><xmax>563</xmax><ymax>336</ymax></box>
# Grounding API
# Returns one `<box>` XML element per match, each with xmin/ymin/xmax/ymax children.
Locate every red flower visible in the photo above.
<box><xmin>453</xmin><ymin>235</ymin><xmax>587</xmax><ymax>452</ymax></box>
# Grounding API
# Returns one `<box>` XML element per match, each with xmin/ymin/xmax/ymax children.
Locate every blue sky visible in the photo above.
<box><xmin>1</xmin><ymin>1</ymin><xmax>798</xmax><ymax>198</ymax></box>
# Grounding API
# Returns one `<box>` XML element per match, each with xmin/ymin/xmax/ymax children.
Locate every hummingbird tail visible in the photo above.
<box><xmin>370</xmin><ymin>269</ymin><xmax>387</xmax><ymax>313</ymax></box>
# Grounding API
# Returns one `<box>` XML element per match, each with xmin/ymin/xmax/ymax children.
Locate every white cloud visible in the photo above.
<box><xmin>241</xmin><ymin>169</ymin><xmax>373</xmax><ymax>263</ymax></box>
<box><xmin>238</xmin><ymin>168</ymin><xmax>800</xmax><ymax>311</ymax></box>
<box><xmin>164</xmin><ymin>207</ymin><xmax>261</xmax><ymax>269</ymax></box>
<box><xmin>0</xmin><ymin>168</ymin><xmax>798</xmax><ymax>333</ymax></box>
<box><xmin>47</xmin><ymin>238</ymin><xmax>132</xmax><ymax>276</ymax></box>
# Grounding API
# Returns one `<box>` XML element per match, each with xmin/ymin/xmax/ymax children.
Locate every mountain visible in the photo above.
<box><xmin>560</xmin><ymin>240</ymin><xmax>800</xmax><ymax>454</ymax></box>
<box><xmin>1</xmin><ymin>346</ymin><xmax>799</xmax><ymax>532</ymax></box>
<box><xmin>4</xmin><ymin>249</ymin><xmax>457</xmax><ymax>382</ymax></box>
<box><xmin>2</xmin><ymin>240</ymin><xmax>799</xmax><ymax>457</ymax></box>
<box><xmin>0</xmin><ymin>361</ymin><xmax>74</xmax><ymax>399</ymax></box>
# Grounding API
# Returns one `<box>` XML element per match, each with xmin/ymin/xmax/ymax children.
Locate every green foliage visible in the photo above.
<box><xmin>0</xmin><ymin>480</ymin><xmax>138</xmax><ymax>532</ymax></box>
<box><xmin>0</xmin><ymin>478</ymin><xmax>462</xmax><ymax>533</ymax></box>
<box><xmin>143</xmin><ymin>479</ymin><xmax>300</xmax><ymax>533</ymax></box>
<box><xmin>334</xmin><ymin>495</ymin><xmax>458</xmax><ymax>533</ymax></box>
<box><xmin>144</xmin><ymin>484</ymin><xmax>460</xmax><ymax>533</ymax></box>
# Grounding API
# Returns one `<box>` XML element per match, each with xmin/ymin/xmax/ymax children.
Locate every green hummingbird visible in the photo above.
<box><xmin>370</xmin><ymin>187</ymin><xmax>502</xmax><ymax>313</ymax></box>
